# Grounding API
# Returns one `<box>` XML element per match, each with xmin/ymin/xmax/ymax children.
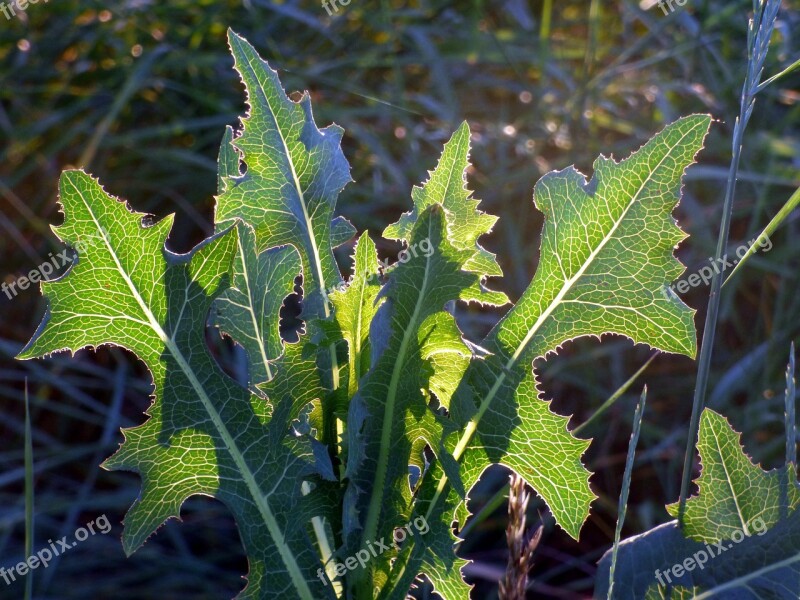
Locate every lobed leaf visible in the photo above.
<box><xmin>215</xmin><ymin>30</ymin><xmax>351</xmax><ymax>318</ymax></box>
<box><xmin>666</xmin><ymin>409</ymin><xmax>800</xmax><ymax>542</ymax></box>
<box><xmin>212</xmin><ymin>221</ymin><xmax>300</xmax><ymax>387</ymax></box>
<box><xmin>343</xmin><ymin>205</ymin><xmax>478</xmax><ymax>595</ymax></box>
<box><xmin>384</xmin><ymin>122</ymin><xmax>507</xmax><ymax>306</ymax></box>
<box><xmin>597</xmin><ymin>399</ymin><xmax>800</xmax><ymax>599</ymax></box>
<box><xmin>382</xmin><ymin>115</ymin><xmax>712</xmax><ymax>599</ymax></box>
<box><xmin>330</xmin><ymin>232</ymin><xmax>383</xmax><ymax>398</ymax></box>
<box><xmin>595</xmin><ymin>511</ymin><xmax>800</xmax><ymax>599</ymax></box>
<box><xmin>19</xmin><ymin>171</ymin><xmax>333</xmax><ymax>600</ymax></box>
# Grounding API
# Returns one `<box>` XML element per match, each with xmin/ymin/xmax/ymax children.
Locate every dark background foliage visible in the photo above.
<box><xmin>0</xmin><ymin>1</ymin><xmax>798</xmax><ymax>598</ymax></box>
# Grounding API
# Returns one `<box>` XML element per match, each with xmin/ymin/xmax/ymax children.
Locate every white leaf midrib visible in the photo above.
<box><xmin>423</xmin><ymin>119</ymin><xmax>704</xmax><ymax>530</ymax></box>
<box><xmin>236</xmin><ymin>44</ymin><xmax>332</xmax><ymax>315</ymax></box>
<box><xmin>68</xmin><ymin>175</ymin><xmax>316</xmax><ymax>600</ymax></box>
<box><xmin>362</xmin><ymin>216</ymin><xmax>436</xmax><ymax>547</ymax></box>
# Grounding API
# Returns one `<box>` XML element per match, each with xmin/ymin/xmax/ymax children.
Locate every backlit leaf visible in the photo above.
<box><xmin>19</xmin><ymin>171</ymin><xmax>333</xmax><ymax>600</ymax></box>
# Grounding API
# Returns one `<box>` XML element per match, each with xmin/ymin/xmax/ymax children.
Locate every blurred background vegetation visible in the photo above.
<box><xmin>0</xmin><ymin>0</ymin><xmax>798</xmax><ymax>598</ymax></box>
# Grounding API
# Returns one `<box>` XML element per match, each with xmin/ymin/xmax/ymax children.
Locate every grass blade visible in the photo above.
<box><xmin>787</xmin><ymin>342</ymin><xmax>797</xmax><ymax>469</ymax></box>
<box><xmin>678</xmin><ymin>0</ymin><xmax>782</xmax><ymax>523</ymax></box>
<box><xmin>756</xmin><ymin>56</ymin><xmax>800</xmax><ymax>93</ymax></box>
<box><xmin>724</xmin><ymin>185</ymin><xmax>800</xmax><ymax>284</ymax></box>
<box><xmin>607</xmin><ymin>386</ymin><xmax>647</xmax><ymax>600</ymax></box>
<box><xmin>574</xmin><ymin>352</ymin><xmax>658</xmax><ymax>436</ymax></box>
<box><xmin>24</xmin><ymin>379</ymin><xmax>33</xmax><ymax>600</ymax></box>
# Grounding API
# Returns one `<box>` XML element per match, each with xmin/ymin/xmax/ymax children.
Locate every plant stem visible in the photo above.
<box><xmin>608</xmin><ymin>386</ymin><xmax>647</xmax><ymax>599</ymax></box>
<box><xmin>678</xmin><ymin>0</ymin><xmax>781</xmax><ymax>523</ymax></box>
<box><xmin>575</xmin><ymin>353</ymin><xmax>657</xmax><ymax>436</ymax></box>
<box><xmin>24</xmin><ymin>380</ymin><xmax>34</xmax><ymax>600</ymax></box>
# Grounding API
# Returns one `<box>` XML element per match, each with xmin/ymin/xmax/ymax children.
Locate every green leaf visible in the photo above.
<box><xmin>382</xmin><ymin>115</ymin><xmax>711</xmax><ymax>599</ymax></box>
<box><xmin>344</xmin><ymin>205</ymin><xmax>478</xmax><ymax>595</ymax></box>
<box><xmin>330</xmin><ymin>232</ymin><xmax>383</xmax><ymax>398</ymax></box>
<box><xmin>418</xmin><ymin>311</ymin><xmax>472</xmax><ymax>410</ymax></box>
<box><xmin>384</xmin><ymin>122</ymin><xmax>508</xmax><ymax>306</ymax></box>
<box><xmin>215</xmin><ymin>30</ymin><xmax>351</xmax><ymax>317</ymax></box>
<box><xmin>667</xmin><ymin>409</ymin><xmax>800</xmax><ymax>542</ymax></box>
<box><xmin>377</xmin><ymin>457</ymin><xmax>472</xmax><ymax>600</ymax></box>
<box><xmin>331</xmin><ymin>215</ymin><xmax>357</xmax><ymax>248</ymax></box>
<box><xmin>596</xmin><ymin>403</ymin><xmax>800</xmax><ymax>599</ymax></box>
<box><xmin>18</xmin><ymin>171</ymin><xmax>333</xmax><ymax>600</ymax></box>
<box><xmin>594</xmin><ymin>510</ymin><xmax>800</xmax><ymax>599</ymax></box>
<box><xmin>212</xmin><ymin>221</ymin><xmax>300</xmax><ymax>387</ymax></box>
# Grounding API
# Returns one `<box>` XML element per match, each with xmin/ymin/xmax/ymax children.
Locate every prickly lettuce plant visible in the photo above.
<box><xmin>18</xmin><ymin>31</ymin><xmax>712</xmax><ymax>599</ymax></box>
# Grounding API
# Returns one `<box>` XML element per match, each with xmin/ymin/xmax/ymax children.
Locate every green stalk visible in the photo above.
<box><xmin>678</xmin><ymin>0</ymin><xmax>782</xmax><ymax>522</ymax></box>
<box><xmin>575</xmin><ymin>353</ymin><xmax>657</xmax><ymax>437</ymax></box>
<box><xmin>757</xmin><ymin>56</ymin><xmax>800</xmax><ymax>92</ymax></box>
<box><xmin>24</xmin><ymin>380</ymin><xmax>34</xmax><ymax>600</ymax></box>
<box><xmin>724</xmin><ymin>185</ymin><xmax>800</xmax><ymax>284</ymax></box>
<box><xmin>608</xmin><ymin>387</ymin><xmax>647</xmax><ymax>599</ymax></box>
<box><xmin>540</xmin><ymin>0</ymin><xmax>553</xmax><ymax>46</ymax></box>
<box><xmin>786</xmin><ymin>343</ymin><xmax>796</xmax><ymax>469</ymax></box>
